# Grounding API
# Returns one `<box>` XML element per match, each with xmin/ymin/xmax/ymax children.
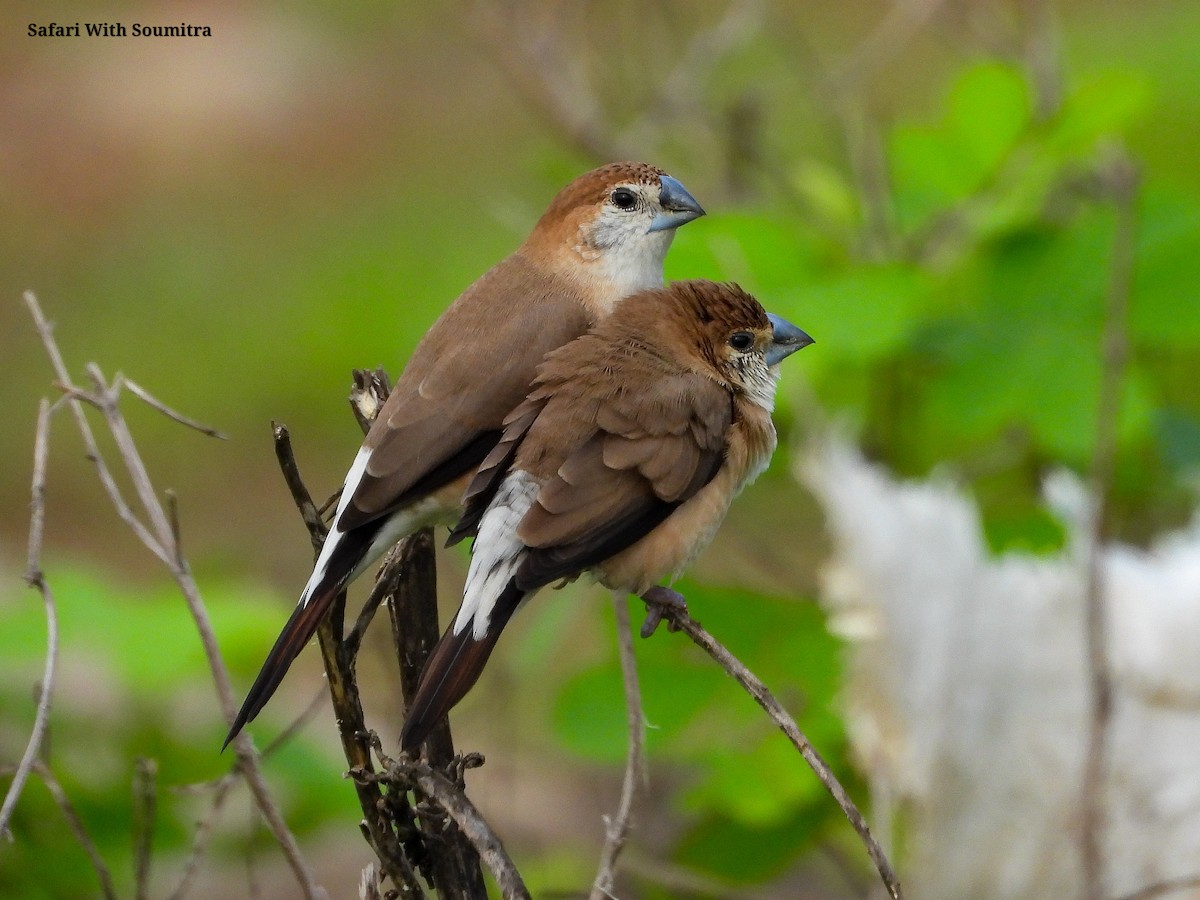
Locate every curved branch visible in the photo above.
<box><xmin>0</xmin><ymin>399</ymin><xmax>60</xmax><ymax>839</ymax></box>
<box><xmin>640</xmin><ymin>598</ymin><xmax>904</xmax><ymax>900</ymax></box>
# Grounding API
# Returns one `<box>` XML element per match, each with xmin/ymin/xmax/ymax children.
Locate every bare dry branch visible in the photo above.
<box><xmin>1081</xmin><ymin>148</ymin><xmax>1140</xmax><ymax>900</ymax></box>
<box><xmin>124</xmin><ymin>377</ymin><xmax>229</xmax><ymax>439</ymax></box>
<box><xmin>26</xmin><ymin>294</ymin><xmax>171</xmax><ymax>564</ymax></box>
<box><xmin>270</xmin><ymin>423</ymin><xmax>424</xmax><ymax>895</ymax></box>
<box><xmin>24</xmin><ymin>292</ymin><xmax>325</xmax><ymax>900</ymax></box>
<box><xmin>0</xmin><ymin>398</ymin><xmax>60</xmax><ymax>840</ymax></box>
<box><xmin>271</xmin><ymin>422</ymin><xmax>328</xmax><ymax>552</ymax></box>
<box><xmin>640</xmin><ymin>599</ymin><xmax>904</xmax><ymax>900</ymax></box>
<box><xmin>379</xmin><ymin>530</ymin><xmax>489</xmax><ymax>895</ymax></box>
<box><xmin>84</xmin><ymin>363</ymin><xmax>176</xmax><ymax>549</ymax></box>
<box><xmin>367</xmin><ymin>749</ymin><xmax>530</xmax><ymax>900</ymax></box>
<box><xmin>166</xmin><ymin>773</ymin><xmax>238</xmax><ymax>900</ymax></box>
<box><xmin>32</xmin><ymin>761</ymin><xmax>118</xmax><ymax>900</ymax></box>
<box><xmin>589</xmin><ymin>594</ymin><xmax>647</xmax><ymax>899</ymax></box>
<box><xmin>133</xmin><ymin>757</ymin><xmax>158</xmax><ymax>900</ymax></box>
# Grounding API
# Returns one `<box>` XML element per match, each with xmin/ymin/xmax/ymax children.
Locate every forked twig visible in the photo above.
<box><xmin>166</xmin><ymin>772</ymin><xmax>237</xmax><ymax>900</ymax></box>
<box><xmin>364</xmin><ymin>745</ymin><xmax>530</xmax><ymax>900</ymax></box>
<box><xmin>23</xmin><ymin>292</ymin><xmax>325</xmax><ymax>900</ymax></box>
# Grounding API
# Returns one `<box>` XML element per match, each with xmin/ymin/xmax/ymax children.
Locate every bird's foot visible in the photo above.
<box><xmin>444</xmin><ymin>752</ymin><xmax>485</xmax><ymax>789</ymax></box>
<box><xmin>638</xmin><ymin>586</ymin><xmax>689</xmax><ymax>638</ymax></box>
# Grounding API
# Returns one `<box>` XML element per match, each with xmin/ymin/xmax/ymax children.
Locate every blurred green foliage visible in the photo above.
<box><xmin>0</xmin><ymin>568</ymin><xmax>350</xmax><ymax>898</ymax></box>
<box><xmin>3</xmin><ymin>2</ymin><xmax>1200</xmax><ymax>897</ymax></box>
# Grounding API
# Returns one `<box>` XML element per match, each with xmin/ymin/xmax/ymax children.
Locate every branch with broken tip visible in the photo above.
<box><xmin>274</xmin><ymin>369</ymin><xmax>487</xmax><ymax>895</ymax></box>
<box><xmin>635</xmin><ymin>588</ymin><xmax>905</xmax><ymax>900</ymax></box>
<box><xmin>272</xmin><ymin>422</ymin><xmax>328</xmax><ymax>553</ymax></box>
<box><xmin>270</xmin><ymin>411</ymin><xmax>423</xmax><ymax>895</ymax></box>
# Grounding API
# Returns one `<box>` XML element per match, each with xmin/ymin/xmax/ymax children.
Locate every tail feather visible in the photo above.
<box><xmin>223</xmin><ymin>584</ymin><xmax>339</xmax><ymax>749</ymax></box>
<box><xmin>400</xmin><ymin>582</ymin><xmax>524</xmax><ymax>751</ymax></box>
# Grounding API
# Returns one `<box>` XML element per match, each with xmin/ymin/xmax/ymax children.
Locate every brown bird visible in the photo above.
<box><xmin>226</xmin><ymin>163</ymin><xmax>705</xmax><ymax>746</ymax></box>
<box><xmin>400</xmin><ymin>280</ymin><xmax>813</xmax><ymax>750</ymax></box>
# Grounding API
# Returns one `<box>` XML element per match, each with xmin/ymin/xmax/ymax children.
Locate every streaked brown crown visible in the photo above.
<box><xmin>595</xmin><ymin>280</ymin><xmax>771</xmax><ymax>368</ymax></box>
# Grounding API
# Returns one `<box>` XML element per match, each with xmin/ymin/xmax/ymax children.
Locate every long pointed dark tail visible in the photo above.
<box><xmin>400</xmin><ymin>583</ymin><xmax>525</xmax><ymax>751</ymax></box>
<box><xmin>223</xmin><ymin>584</ymin><xmax>339</xmax><ymax>749</ymax></box>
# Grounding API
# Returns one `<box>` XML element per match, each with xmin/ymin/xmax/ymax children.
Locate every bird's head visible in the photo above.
<box><xmin>524</xmin><ymin>162</ymin><xmax>705</xmax><ymax>304</ymax></box>
<box><xmin>650</xmin><ymin>280</ymin><xmax>814</xmax><ymax>411</ymax></box>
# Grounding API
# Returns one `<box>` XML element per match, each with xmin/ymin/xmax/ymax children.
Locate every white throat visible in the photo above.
<box><xmin>573</xmin><ymin>225</ymin><xmax>676</xmax><ymax>311</ymax></box>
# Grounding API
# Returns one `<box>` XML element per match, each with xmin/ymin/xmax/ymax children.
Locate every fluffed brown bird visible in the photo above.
<box><xmin>400</xmin><ymin>280</ymin><xmax>813</xmax><ymax>750</ymax></box>
<box><xmin>226</xmin><ymin>163</ymin><xmax>704</xmax><ymax>747</ymax></box>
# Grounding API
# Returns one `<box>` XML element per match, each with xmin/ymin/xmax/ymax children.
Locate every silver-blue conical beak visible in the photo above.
<box><xmin>765</xmin><ymin>312</ymin><xmax>814</xmax><ymax>366</ymax></box>
<box><xmin>648</xmin><ymin>174</ymin><xmax>706</xmax><ymax>232</ymax></box>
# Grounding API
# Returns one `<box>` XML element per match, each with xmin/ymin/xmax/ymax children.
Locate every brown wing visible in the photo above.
<box><xmin>337</xmin><ymin>254</ymin><xmax>592</xmax><ymax>531</ymax></box>
<box><xmin>511</xmin><ymin>361</ymin><xmax>733</xmax><ymax>591</ymax></box>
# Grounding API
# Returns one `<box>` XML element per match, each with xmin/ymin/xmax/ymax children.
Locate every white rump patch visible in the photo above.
<box><xmin>456</xmin><ymin>471</ymin><xmax>539</xmax><ymax>640</ymax></box>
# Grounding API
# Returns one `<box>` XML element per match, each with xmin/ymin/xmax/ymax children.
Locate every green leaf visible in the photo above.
<box><xmin>1129</xmin><ymin>189</ymin><xmax>1200</xmax><ymax>346</ymax></box>
<box><xmin>674</xmin><ymin>804</ymin><xmax>829</xmax><ymax>885</ymax></box>
<box><xmin>790</xmin><ymin>158</ymin><xmax>860</xmax><ymax>232</ymax></box>
<box><xmin>891</xmin><ymin>62</ymin><xmax>1030</xmax><ymax>227</ymax></box>
<box><xmin>776</xmin><ymin>264</ymin><xmax>931</xmax><ymax>367</ymax></box>
<box><xmin>664</xmin><ymin>213</ymin><xmax>821</xmax><ymax>293</ymax></box>
<box><xmin>1049</xmin><ymin>70</ymin><xmax>1152</xmax><ymax>156</ymax></box>
<box><xmin>947</xmin><ymin>62</ymin><xmax>1031</xmax><ymax>175</ymax></box>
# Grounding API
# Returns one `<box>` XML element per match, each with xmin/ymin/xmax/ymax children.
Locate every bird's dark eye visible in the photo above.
<box><xmin>729</xmin><ymin>332</ymin><xmax>754</xmax><ymax>351</ymax></box>
<box><xmin>610</xmin><ymin>188</ymin><xmax>637</xmax><ymax>209</ymax></box>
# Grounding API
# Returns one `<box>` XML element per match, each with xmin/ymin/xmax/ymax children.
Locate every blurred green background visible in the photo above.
<box><xmin>2</xmin><ymin>1</ymin><xmax>1198</xmax><ymax>897</ymax></box>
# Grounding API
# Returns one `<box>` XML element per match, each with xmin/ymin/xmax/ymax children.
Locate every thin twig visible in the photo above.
<box><xmin>26</xmin><ymin>294</ymin><xmax>171</xmax><ymax>565</ymax></box>
<box><xmin>166</xmin><ymin>773</ymin><xmax>238</xmax><ymax>900</ymax></box>
<box><xmin>1081</xmin><ymin>149</ymin><xmax>1140</xmax><ymax>900</ymax></box>
<box><xmin>133</xmin><ymin>757</ymin><xmax>158</xmax><ymax>900</ymax></box>
<box><xmin>124</xmin><ymin>377</ymin><xmax>229</xmax><ymax>439</ymax></box>
<box><xmin>272</xmin><ymin>422</ymin><xmax>327</xmax><ymax>552</ymax></box>
<box><xmin>589</xmin><ymin>594</ymin><xmax>647</xmax><ymax>900</ymax></box>
<box><xmin>260</xmin><ymin>685</ymin><xmax>329</xmax><ymax>759</ymax></box>
<box><xmin>272</xmin><ymin>412</ymin><xmax>428</xmax><ymax>897</ymax></box>
<box><xmin>344</xmin><ymin>562</ymin><xmax>403</xmax><ymax>657</ymax></box>
<box><xmin>379</xmin><ymin>529</ymin><xmax>489</xmax><ymax>895</ymax></box>
<box><xmin>166</xmin><ymin>489</ymin><xmax>185</xmax><ymax>568</ymax></box>
<box><xmin>642</xmin><ymin>601</ymin><xmax>904</xmax><ymax>900</ymax></box>
<box><xmin>369</xmin><ymin>752</ymin><xmax>530</xmax><ymax>900</ymax></box>
<box><xmin>31</xmin><ymin>761</ymin><xmax>118</xmax><ymax>900</ymax></box>
<box><xmin>85</xmin><ymin>364</ymin><xmax>175</xmax><ymax>548</ymax></box>
<box><xmin>25</xmin><ymin>293</ymin><xmax>325</xmax><ymax>900</ymax></box>
<box><xmin>0</xmin><ymin>399</ymin><xmax>60</xmax><ymax>840</ymax></box>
